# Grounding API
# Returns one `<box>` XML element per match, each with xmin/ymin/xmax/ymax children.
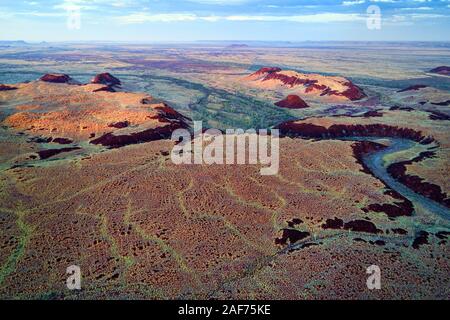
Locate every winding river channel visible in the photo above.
<box><xmin>348</xmin><ymin>137</ymin><xmax>450</xmax><ymax>222</ymax></box>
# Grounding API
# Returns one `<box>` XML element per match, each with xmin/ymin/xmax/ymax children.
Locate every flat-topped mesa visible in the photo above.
<box><xmin>244</xmin><ymin>67</ymin><xmax>366</xmax><ymax>101</ymax></box>
<box><xmin>2</xmin><ymin>78</ymin><xmax>191</xmax><ymax>146</ymax></box>
<box><xmin>275</xmin><ymin>95</ymin><xmax>310</xmax><ymax>109</ymax></box>
<box><xmin>39</xmin><ymin>73</ymin><xmax>73</xmax><ymax>83</ymax></box>
<box><xmin>91</xmin><ymin>73</ymin><xmax>121</xmax><ymax>87</ymax></box>
<box><xmin>0</xmin><ymin>84</ymin><xmax>17</xmax><ymax>91</ymax></box>
<box><xmin>429</xmin><ymin>66</ymin><xmax>450</xmax><ymax>76</ymax></box>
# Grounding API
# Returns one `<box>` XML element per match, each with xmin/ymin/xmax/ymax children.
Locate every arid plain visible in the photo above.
<box><xmin>0</xmin><ymin>42</ymin><xmax>449</xmax><ymax>299</ymax></box>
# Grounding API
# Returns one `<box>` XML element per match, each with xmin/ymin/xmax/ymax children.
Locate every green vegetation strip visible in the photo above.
<box><xmin>0</xmin><ymin>206</ymin><xmax>34</xmax><ymax>286</ymax></box>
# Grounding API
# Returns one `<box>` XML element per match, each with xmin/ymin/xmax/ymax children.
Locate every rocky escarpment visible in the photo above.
<box><xmin>429</xmin><ymin>66</ymin><xmax>450</xmax><ymax>76</ymax></box>
<box><xmin>245</xmin><ymin>67</ymin><xmax>366</xmax><ymax>101</ymax></box>
<box><xmin>276</xmin><ymin>121</ymin><xmax>434</xmax><ymax>144</ymax></box>
<box><xmin>275</xmin><ymin>95</ymin><xmax>309</xmax><ymax>109</ymax></box>
<box><xmin>387</xmin><ymin>151</ymin><xmax>450</xmax><ymax>208</ymax></box>
<box><xmin>90</xmin><ymin>123</ymin><xmax>186</xmax><ymax>149</ymax></box>
<box><xmin>91</xmin><ymin>103</ymin><xmax>190</xmax><ymax>149</ymax></box>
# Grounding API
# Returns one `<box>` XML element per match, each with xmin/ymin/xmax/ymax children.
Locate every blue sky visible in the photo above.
<box><xmin>1</xmin><ymin>0</ymin><xmax>450</xmax><ymax>41</ymax></box>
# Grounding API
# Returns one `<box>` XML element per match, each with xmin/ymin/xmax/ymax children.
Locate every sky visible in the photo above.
<box><xmin>1</xmin><ymin>0</ymin><xmax>450</xmax><ymax>42</ymax></box>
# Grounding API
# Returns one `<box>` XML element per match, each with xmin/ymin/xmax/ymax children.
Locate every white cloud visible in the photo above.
<box><xmin>116</xmin><ymin>13</ymin><xmax>199</xmax><ymax>23</ymax></box>
<box><xmin>186</xmin><ymin>0</ymin><xmax>251</xmax><ymax>4</ymax></box>
<box><xmin>116</xmin><ymin>12</ymin><xmax>367</xmax><ymax>24</ymax></box>
<box><xmin>226</xmin><ymin>13</ymin><xmax>366</xmax><ymax>22</ymax></box>
<box><xmin>342</xmin><ymin>1</ymin><xmax>366</xmax><ymax>6</ymax></box>
<box><xmin>399</xmin><ymin>7</ymin><xmax>433</xmax><ymax>10</ymax></box>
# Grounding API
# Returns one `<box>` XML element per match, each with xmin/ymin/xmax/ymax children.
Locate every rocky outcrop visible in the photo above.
<box><xmin>336</xmin><ymin>82</ymin><xmax>367</xmax><ymax>101</ymax></box>
<box><xmin>321</xmin><ymin>217</ymin><xmax>381</xmax><ymax>234</ymax></box>
<box><xmin>363</xmin><ymin>199</ymin><xmax>414</xmax><ymax>218</ymax></box>
<box><xmin>392</xmin><ymin>228</ymin><xmax>408</xmax><ymax>235</ymax></box>
<box><xmin>343</xmin><ymin>220</ymin><xmax>382</xmax><ymax>234</ymax></box>
<box><xmin>252</xmin><ymin>67</ymin><xmax>281</xmax><ymax>76</ymax></box>
<box><xmin>275</xmin><ymin>95</ymin><xmax>309</xmax><ymax>109</ymax></box>
<box><xmin>397</xmin><ymin>85</ymin><xmax>427</xmax><ymax>93</ymax></box>
<box><xmin>151</xmin><ymin>103</ymin><xmax>192</xmax><ymax>124</ymax></box>
<box><xmin>93</xmin><ymin>86</ymin><xmax>116</xmax><ymax>93</ymax></box>
<box><xmin>431</xmin><ymin>100</ymin><xmax>450</xmax><ymax>107</ymax></box>
<box><xmin>108</xmin><ymin>121</ymin><xmax>129</xmax><ymax>129</ymax></box>
<box><xmin>322</xmin><ymin>217</ymin><xmax>344</xmax><ymax>230</ymax></box>
<box><xmin>0</xmin><ymin>84</ymin><xmax>17</xmax><ymax>91</ymax></box>
<box><xmin>52</xmin><ymin>137</ymin><xmax>73</xmax><ymax>145</ymax></box>
<box><xmin>91</xmin><ymin>73</ymin><xmax>121</xmax><ymax>86</ymax></box>
<box><xmin>362</xmin><ymin>110</ymin><xmax>383</xmax><ymax>118</ymax></box>
<box><xmin>275</xmin><ymin>229</ymin><xmax>310</xmax><ymax>245</ymax></box>
<box><xmin>389</xmin><ymin>106</ymin><xmax>414</xmax><ymax>112</ymax></box>
<box><xmin>429</xmin><ymin>66</ymin><xmax>450</xmax><ymax>76</ymax></box>
<box><xmin>90</xmin><ymin>122</ymin><xmax>186</xmax><ymax>149</ymax></box>
<box><xmin>39</xmin><ymin>74</ymin><xmax>73</xmax><ymax>83</ymax></box>
<box><xmin>412</xmin><ymin>231</ymin><xmax>429</xmax><ymax>249</ymax></box>
<box><xmin>37</xmin><ymin>147</ymin><xmax>80</xmax><ymax>159</ymax></box>
<box><xmin>428</xmin><ymin>111</ymin><xmax>450</xmax><ymax>120</ymax></box>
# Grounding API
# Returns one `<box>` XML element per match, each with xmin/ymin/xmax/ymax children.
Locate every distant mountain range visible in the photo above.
<box><xmin>0</xmin><ymin>40</ymin><xmax>49</xmax><ymax>47</ymax></box>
